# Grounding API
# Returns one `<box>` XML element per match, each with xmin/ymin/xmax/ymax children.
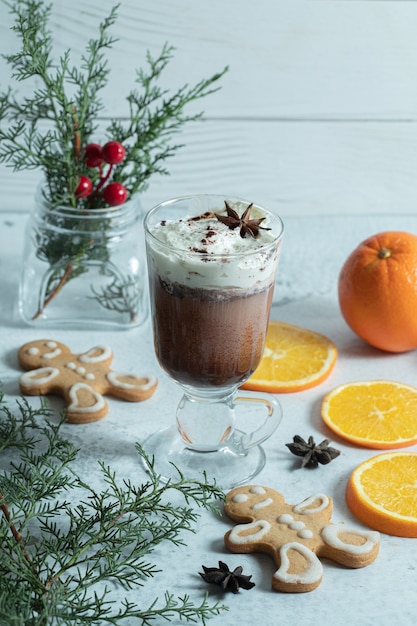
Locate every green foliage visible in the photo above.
<box><xmin>0</xmin><ymin>0</ymin><xmax>227</xmax><ymax>208</ymax></box>
<box><xmin>0</xmin><ymin>0</ymin><xmax>227</xmax><ymax>318</ymax></box>
<box><xmin>0</xmin><ymin>391</ymin><xmax>227</xmax><ymax>624</ymax></box>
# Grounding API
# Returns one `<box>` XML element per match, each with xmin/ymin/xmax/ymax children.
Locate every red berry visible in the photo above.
<box><xmin>83</xmin><ymin>143</ymin><xmax>103</xmax><ymax>168</ymax></box>
<box><xmin>102</xmin><ymin>141</ymin><xmax>126</xmax><ymax>165</ymax></box>
<box><xmin>75</xmin><ymin>175</ymin><xmax>93</xmax><ymax>198</ymax></box>
<box><xmin>102</xmin><ymin>182</ymin><xmax>128</xmax><ymax>206</ymax></box>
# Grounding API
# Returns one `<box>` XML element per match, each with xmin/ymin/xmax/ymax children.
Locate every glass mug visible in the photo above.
<box><xmin>143</xmin><ymin>194</ymin><xmax>284</xmax><ymax>487</ymax></box>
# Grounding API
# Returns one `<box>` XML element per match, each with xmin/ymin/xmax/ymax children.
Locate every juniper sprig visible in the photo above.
<box><xmin>0</xmin><ymin>391</ymin><xmax>227</xmax><ymax>624</ymax></box>
<box><xmin>0</xmin><ymin>1</ymin><xmax>227</xmax><ymax>318</ymax></box>
<box><xmin>0</xmin><ymin>1</ymin><xmax>227</xmax><ymax>208</ymax></box>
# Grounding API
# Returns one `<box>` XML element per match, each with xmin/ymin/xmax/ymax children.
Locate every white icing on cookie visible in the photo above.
<box><xmin>20</xmin><ymin>367</ymin><xmax>60</xmax><ymax>386</ymax></box>
<box><xmin>298</xmin><ymin>529</ymin><xmax>314</xmax><ymax>539</ymax></box>
<box><xmin>274</xmin><ymin>542</ymin><xmax>323</xmax><ymax>586</ymax></box>
<box><xmin>27</xmin><ymin>347</ymin><xmax>39</xmax><ymax>355</ymax></box>
<box><xmin>293</xmin><ymin>494</ymin><xmax>329</xmax><ymax>515</ymax></box>
<box><xmin>232</xmin><ymin>494</ymin><xmax>248</xmax><ymax>503</ymax></box>
<box><xmin>321</xmin><ymin>525</ymin><xmax>380</xmax><ymax>555</ymax></box>
<box><xmin>46</xmin><ymin>341</ymin><xmax>57</xmax><ymax>348</ymax></box>
<box><xmin>252</xmin><ymin>498</ymin><xmax>273</xmax><ymax>510</ymax></box>
<box><xmin>79</xmin><ymin>346</ymin><xmax>112</xmax><ymax>364</ymax></box>
<box><xmin>106</xmin><ymin>372</ymin><xmax>157</xmax><ymax>391</ymax></box>
<box><xmin>228</xmin><ymin>520</ymin><xmax>271</xmax><ymax>544</ymax></box>
<box><xmin>65</xmin><ymin>363</ymin><xmax>94</xmax><ymax>380</ymax></box>
<box><xmin>278</xmin><ymin>515</ymin><xmax>313</xmax><ymax>539</ymax></box>
<box><xmin>42</xmin><ymin>348</ymin><xmax>62</xmax><ymax>359</ymax></box>
<box><xmin>68</xmin><ymin>382</ymin><xmax>106</xmax><ymax>414</ymax></box>
<box><xmin>250</xmin><ymin>486</ymin><xmax>267</xmax><ymax>495</ymax></box>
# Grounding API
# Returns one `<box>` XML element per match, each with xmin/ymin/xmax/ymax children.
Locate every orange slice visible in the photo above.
<box><xmin>321</xmin><ymin>380</ymin><xmax>417</xmax><ymax>449</ymax></box>
<box><xmin>241</xmin><ymin>321</ymin><xmax>337</xmax><ymax>393</ymax></box>
<box><xmin>346</xmin><ymin>451</ymin><xmax>417</xmax><ymax>537</ymax></box>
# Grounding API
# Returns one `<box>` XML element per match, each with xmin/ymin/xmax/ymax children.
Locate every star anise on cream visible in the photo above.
<box><xmin>215</xmin><ymin>200</ymin><xmax>271</xmax><ymax>238</ymax></box>
<box><xmin>199</xmin><ymin>561</ymin><xmax>255</xmax><ymax>593</ymax></box>
<box><xmin>286</xmin><ymin>435</ymin><xmax>340</xmax><ymax>468</ymax></box>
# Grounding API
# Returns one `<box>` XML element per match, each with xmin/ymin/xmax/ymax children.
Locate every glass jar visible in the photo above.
<box><xmin>18</xmin><ymin>189</ymin><xmax>148</xmax><ymax>329</ymax></box>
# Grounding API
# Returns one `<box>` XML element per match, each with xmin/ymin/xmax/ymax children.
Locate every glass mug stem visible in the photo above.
<box><xmin>176</xmin><ymin>390</ymin><xmax>282</xmax><ymax>454</ymax></box>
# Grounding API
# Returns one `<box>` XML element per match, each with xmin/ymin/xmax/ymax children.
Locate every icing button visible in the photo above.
<box><xmin>298</xmin><ymin>529</ymin><xmax>314</xmax><ymax>539</ymax></box>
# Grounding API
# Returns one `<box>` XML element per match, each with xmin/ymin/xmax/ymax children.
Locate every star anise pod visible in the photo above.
<box><xmin>286</xmin><ymin>435</ymin><xmax>340</xmax><ymax>468</ymax></box>
<box><xmin>199</xmin><ymin>561</ymin><xmax>255</xmax><ymax>593</ymax></box>
<box><xmin>215</xmin><ymin>200</ymin><xmax>271</xmax><ymax>238</ymax></box>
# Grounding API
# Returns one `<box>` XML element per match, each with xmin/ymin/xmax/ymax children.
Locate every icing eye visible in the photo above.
<box><xmin>232</xmin><ymin>494</ymin><xmax>248</xmax><ymax>503</ymax></box>
<box><xmin>27</xmin><ymin>347</ymin><xmax>39</xmax><ymax>355</ymax></box>
<box><xmin>250</xmin><ymin>486</ymin><xmax>267</xmax><ymax>495</ymax></box>
<box><xmin>45</xmin><ymin>341</ymin><xmax>57</xmax><ymax>348</ymax></box>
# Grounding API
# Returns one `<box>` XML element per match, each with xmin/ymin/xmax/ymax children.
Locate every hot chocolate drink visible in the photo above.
<box><xmin>146</xmin><ymin>200</ymin><xmax>282</xmax><ymax>390</ymax></box>
<box><xmin>151</xmin><ymin>278</ymin><xmax>274</xmax><ymax>388</ymax></box>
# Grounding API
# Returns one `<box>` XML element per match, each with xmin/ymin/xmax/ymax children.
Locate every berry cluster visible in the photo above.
<box><xmin>75</xmin><ymin>141</ymin><xmax>128</xmax><ymax>206</ymax></box>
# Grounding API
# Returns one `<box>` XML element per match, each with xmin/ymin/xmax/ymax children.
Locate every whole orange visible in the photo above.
<box><xmin>338</xmin><ymin>231</ymin><xmax>417</xmax><ymax>352</ymax></box>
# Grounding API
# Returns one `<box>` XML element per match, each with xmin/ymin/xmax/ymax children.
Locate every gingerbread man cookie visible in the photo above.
<box><xmin>18</xmin><ymin>339</ymin><xmax>157</xmax><ymax>424</ymax></box>
<box><xmin>224</xmin><ymin>485</ymin><xmax>380</xmax><ymax>593</ymax></box>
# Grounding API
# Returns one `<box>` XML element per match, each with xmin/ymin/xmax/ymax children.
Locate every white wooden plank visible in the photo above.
<box><xmin>1</xmin><ymin>119</ymin><xmax>417</xmax><ymax>216</ymax></box>
<box><xmin>1</xmin><ymin>0</ymin><xmax>417</xmax><ymax>118</ymax></box>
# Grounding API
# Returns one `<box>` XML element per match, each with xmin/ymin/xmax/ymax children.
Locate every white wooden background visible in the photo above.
<box><xmin>1</xmin><ymin>0</ymin><xmax>417</xmax><ymax>216</ymax></box>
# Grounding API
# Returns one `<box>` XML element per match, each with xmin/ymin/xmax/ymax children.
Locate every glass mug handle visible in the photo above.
<box><xmin>175</xmin><ymin>390</ymin><xmax>282</xmax><ymax>453</ymax></box>
<box><xmin>233</xmin><ymin>391</ymin><xmax>282</xmax><ymax>453</ymax></box>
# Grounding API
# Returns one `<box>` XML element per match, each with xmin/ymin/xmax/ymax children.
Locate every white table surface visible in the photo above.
<box><xmin>1</xmin><ymin>211</ymin><xmax>417</xmax><ymax>625</ymax></box>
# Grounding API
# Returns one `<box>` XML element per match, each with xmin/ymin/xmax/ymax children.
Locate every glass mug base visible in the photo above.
<box><xmin>141</xmin><ymin>425</ymin><xmax>266</xmax><ymax>489</ymax></box>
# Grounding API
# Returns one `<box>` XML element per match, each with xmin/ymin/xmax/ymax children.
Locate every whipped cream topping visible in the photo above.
<box><xmin>152</xmin><ymin>212</ymin><xmax>275</xmax><ymax>255</ymax></box>
<box><xmin>147</xmin><ymin>206</ymin><xmax>282</xmax><ymax>290</ymax></box>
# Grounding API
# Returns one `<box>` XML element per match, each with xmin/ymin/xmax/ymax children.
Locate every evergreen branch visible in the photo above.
<box><xmin>89</xmin><ymin>273</ymin><xmax>141</xmax><ymax>322</ymax></box>
<box><xmin>111</xmin><ymin>592</ymin><xmax>227</xmax><ymax>625</ymax></box>
<box><xmin>0</xmin><ymin>394</ymin><xmax>227</xmax><ymax>624</ymax></box>
<box><xmin>0</xmin><ymin>392</ymin><xmax>49</xmax><ymax>452</ymax></box>
<box><xmin>0</xmin><ymin>0</ymin><xmax>227</xmax><ymax>319</ymax></box>
<box><xmin>31</xmin><ymin>262</ymin><xmax>74</xmax><ymax>320</ymax></box>
<box><xmin>108</xmin><ymin>44</ymin><xmax>228</xmax><ymax>196</ymax></box>
<box><xmin>0</xmin><ymin>2</ymin><xmax>227</xmax><ymax>205</ymax></box>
